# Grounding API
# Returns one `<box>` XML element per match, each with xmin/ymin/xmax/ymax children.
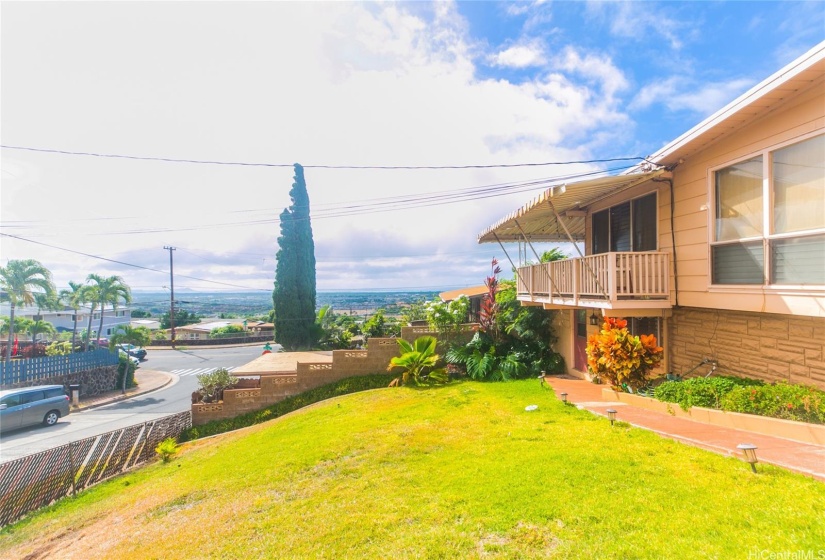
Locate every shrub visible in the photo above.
<box><xmin>117</xmin><ymin>355</ymin><xmax>137</xmax><ymax>389</ymax></box>
<box><xmin>45</xmin><ymin>341</ymin><xmax>73</xmax><ymax>356</ymax></box>
<box><xmin>155</xmin><ymin>437</ymin><xmax>178</xmax><ymax>463</ymax></box>
<box><xmin>195</xmin><ymin>367</ymin><xmax>238</xmax><ymax>403</ymax></box>
<box><xmin>653</xmin><ymin>376</ymin><xmax>763</xmax><ymax>411</ymax></box>
<box><xmin>721</xmin><ymin>382</ymin><xmax>825</xmax><ymax>424</ymax></box>
<box><xmin>179</xmin><ymin>373</ymin><xmax>394</xmax><ymax>442</ymax></box>
<box><xmin>586</xmin><ymin>318</ymin><xmax>662</xmax><ymax>391</ymax></box>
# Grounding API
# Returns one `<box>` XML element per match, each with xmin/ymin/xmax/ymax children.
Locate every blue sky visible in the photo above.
<box><xmin>1</xmin><ymin>2</ymin><xmax>823</xmax><ymax>294</ymax></box>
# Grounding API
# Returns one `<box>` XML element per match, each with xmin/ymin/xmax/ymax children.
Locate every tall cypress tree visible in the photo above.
<box><xmin>273</xmin><ymin>164</ymin><xmax>317</xmax><ymax>350</ymax></box>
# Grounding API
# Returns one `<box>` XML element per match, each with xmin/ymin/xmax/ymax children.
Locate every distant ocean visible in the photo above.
<box><xmin>131</xmin><ymin>291</ymin><xmax>440</xmax><ymax>317</ymax></box>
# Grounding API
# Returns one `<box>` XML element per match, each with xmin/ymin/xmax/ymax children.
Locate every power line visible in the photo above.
<box><xmin>0</xmin><ymin>232</ymin><xmax>271</xmax><ymax>292</ymax></box>
<box><xmin>0</xmin><ymin>144</ymin><xmax>645</xmax><ymax>169</ymax></box>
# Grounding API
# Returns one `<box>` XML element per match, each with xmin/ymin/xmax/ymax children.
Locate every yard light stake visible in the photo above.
<box><xmin>606</xmin><ymin>409</ymin><xmax>617</xmax><ymax>426</ymax></box>
<box><xmin>737</xmin><ymin>444</ymin><xmax>759</xmax><ymax>473</ymax></box>
<box><xmin>560</xmin><ymin>392</ymin><xmax>568</xmax><ymax>403</ymax></box>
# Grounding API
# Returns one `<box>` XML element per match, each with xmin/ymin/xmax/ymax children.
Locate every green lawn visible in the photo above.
<box><xmin>2</xmin><ymin>380</ymin><xmax>823</xmax><ymax>559</ymax></box>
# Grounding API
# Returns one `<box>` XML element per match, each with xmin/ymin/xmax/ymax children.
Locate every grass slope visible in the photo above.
<box><xmin>1</xmin><ymin>380</ymin><xmax>823</xmax><ymax>559</ymax></box>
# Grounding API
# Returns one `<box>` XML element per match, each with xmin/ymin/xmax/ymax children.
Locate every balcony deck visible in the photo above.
<box><xmin>516</xmin><ymin>252</ymin><xmax>672</xmax><ymax>310</ymax></box>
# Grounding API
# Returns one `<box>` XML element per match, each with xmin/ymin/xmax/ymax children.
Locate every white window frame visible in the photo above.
<box><xmin>708</xmin><ymin>132</ymin><xmax>825</xmax><ymax>290</ymax></box>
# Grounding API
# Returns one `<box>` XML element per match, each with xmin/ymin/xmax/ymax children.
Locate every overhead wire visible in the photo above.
<box><xmin>0</xmin><ymin>144</ymin><xmax>645</xmax><ymax>169</ymax></box>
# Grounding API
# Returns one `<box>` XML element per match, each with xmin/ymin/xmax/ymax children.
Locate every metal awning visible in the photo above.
<box><xmin>477</xmin><ymin>169</ymin><xmax>665</xmax><ymax>243</ymax></box>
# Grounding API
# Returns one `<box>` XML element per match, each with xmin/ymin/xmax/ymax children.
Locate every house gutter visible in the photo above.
<box><xmin>652</xmin><ymin>173</ymin><xmax>679</xmax><ymax>307</ymax></box>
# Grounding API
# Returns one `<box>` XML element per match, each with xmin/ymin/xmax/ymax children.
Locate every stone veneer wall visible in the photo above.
<box><xmin>192</xmin><ymin>325</ymin><xmax>481</xmax><ymax>424</ymax></box>
<box><xmin>669</xmin><ymin>308</ymin><xmax>825</xmax><ymax>390</ymax></box>
<box><xmin>1</xmin><ymin>366</ymin><xmax>119</xmax><ymax>397</ymax></box>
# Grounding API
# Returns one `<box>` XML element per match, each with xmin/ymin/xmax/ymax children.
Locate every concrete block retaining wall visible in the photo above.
<box><xmin>669</xmin><ymin>308</ymin><xmax>825</xmax><ymax>390</ymax></box>
<box><xmin>192</xmin><ymin>326</ymin><xmax>480</xmax><ymax>424</ymax></box>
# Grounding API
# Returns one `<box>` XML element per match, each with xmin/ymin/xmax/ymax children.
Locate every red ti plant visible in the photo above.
<box><xmin>479</xmin><ymin>258</ymin><xmax>502</xmax><ymax>338</ymax></box>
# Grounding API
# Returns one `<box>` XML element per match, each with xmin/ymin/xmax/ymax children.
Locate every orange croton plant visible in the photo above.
<box><xmin>586</xmin><ymin>317</ymin><xmax>663</xmax><ymax>391</ymax></box>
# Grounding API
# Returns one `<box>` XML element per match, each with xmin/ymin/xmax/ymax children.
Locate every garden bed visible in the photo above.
<box><xmin>601</xmin><ymin>388</ymin><xmax>825</xmax><ymax>446</ymax></box>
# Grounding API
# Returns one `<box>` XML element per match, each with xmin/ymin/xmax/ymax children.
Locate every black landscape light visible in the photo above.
<box><xmin>560</xmin><ymin>392</ymin><xmax>568</xmax><ymax>403</ymax></box>
<box><xmin>606</xmin><ymin>409</ymin><xmax>617</xmax><ymax>426</ymax></box>
<box><xmin>737</xmin><ymin>444</ymin><xmax>759</xmax><ymax>473</ymax></box>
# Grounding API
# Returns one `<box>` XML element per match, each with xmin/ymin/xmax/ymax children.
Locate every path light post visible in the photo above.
<box><xmin>606</xmin><ymin>409</ymin><xmax>617</xmax><ymax>426</ymax></box>
<box><xmin>560</xmin><ymin>392</ymin><xmax>568</xmax><ymax>403</ymax></box>
<box><xmin>737</xmin><ymin>444</ymin><xmax>759</xmax><ymax>473</ymax></box>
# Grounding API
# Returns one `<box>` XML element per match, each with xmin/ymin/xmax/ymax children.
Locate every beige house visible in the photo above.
<box><xmin>479</xmin><ymin>41</ymin><xmax>825</xmax><ymax>390</ymax></box>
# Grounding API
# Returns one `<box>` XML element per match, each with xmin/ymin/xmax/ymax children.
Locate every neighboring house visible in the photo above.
<box><xmin>479</xmin><ymin>42</ymin><xmax>825</xmax><ymax>390</ymax></box>
<box><xmin>131</xmin><ymin>318</ymin><xmax>161</xmax><ymax>331</ymax></box>
<box><xmin>0</xmin><ymin>303</ymin><xmax>132</xmax><ymax>339</ymax></box>
<box><xmin>439</xmin><ymin>286</ymin><xmax>487</xmax><ymax>323</ymax></box>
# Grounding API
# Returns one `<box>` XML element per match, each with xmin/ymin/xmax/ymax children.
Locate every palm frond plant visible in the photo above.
<box><xmin>388</xmin><ymin>335</ymin><xmax>448</xmax><ymax>387</ymax></box>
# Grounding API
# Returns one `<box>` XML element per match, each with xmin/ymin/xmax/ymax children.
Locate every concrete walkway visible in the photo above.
<box><xmin>545</xmin><ymin>376</ymin><xmax>825</xmax><ymax>482</ymax></box>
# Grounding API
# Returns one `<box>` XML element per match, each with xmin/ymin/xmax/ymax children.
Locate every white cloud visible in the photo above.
<box><xmin>1</xmin><ymin>2</ymin><xmax>629</xmax><ymax>291</ymax></box>
<box><xmin>630</xmin><ymin>76</ymin><xmax>755</xmax><ymax>116</ymax></box>
<box><xmin>585</xmin><ymin>1</ymin><xmax>686</xmax><ymax>50</ymax></box>
<box><xmin>489</xmin><ymin>41</ymin><xmax>547</xmax><ymax>68</ymax></box>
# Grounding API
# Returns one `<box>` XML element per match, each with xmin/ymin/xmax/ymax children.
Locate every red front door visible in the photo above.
<box><xmin>574</xmin><ymin>309</ymin><xmax>588</xmax><ymax>372</ymax></box>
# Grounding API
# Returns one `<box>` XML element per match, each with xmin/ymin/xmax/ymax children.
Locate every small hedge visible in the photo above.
<box><xmin>653</xmin><ymin>375</ymin><xmax>825</xmax><ymax>424</ymax></box>
<box><xmin>179</xmin><ymin>373</ymin><xmax>395</xmax><ymax>442</ymax></box>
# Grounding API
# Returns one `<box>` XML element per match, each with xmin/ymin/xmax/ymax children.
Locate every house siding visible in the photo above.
<box><xmin>670</xmin><ymin>80</ymin><xmax>825</xmax><ymax>317</ymax></box>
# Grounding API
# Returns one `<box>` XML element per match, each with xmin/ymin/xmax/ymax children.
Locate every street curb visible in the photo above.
<box><xmin>72</xmin><ymin>371</ymin><xmax>176</xmax><ymax>412</ymax></box>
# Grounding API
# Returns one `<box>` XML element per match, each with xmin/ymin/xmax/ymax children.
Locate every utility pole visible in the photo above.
<box><xmin>164</xmin><ymin>246</ymin><xmax>177</xmax><ymax>349</ymax></box>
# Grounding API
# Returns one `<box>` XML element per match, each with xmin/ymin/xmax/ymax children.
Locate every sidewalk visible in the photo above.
<box><xmin>545</xmin><ymin>376</ymin><xmax>825</xmax><ymax>482</ymax></box>
<box><xmin>73</xmin><ymin>368</ymin><xmax>175</xmax><ymax>411</ymax></box>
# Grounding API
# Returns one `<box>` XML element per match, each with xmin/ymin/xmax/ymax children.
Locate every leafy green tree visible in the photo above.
<box><xmin>540</xmin><ymin>248</ymin><xmax>568</xmax><ymax>262</ymax></box>
<box><xmin>312</xmin><ymin>305</ymin><xmax>353</xmax><ymax>350</ymax></box>
<box><xmin>273</xmin><ymin>163</ymin><xmax>316</xmax><ymax>350</ymax></box>
<box><xmin>362</xmin><ymin>309</ymin><xmax>400</xmax><ymax>339</ymax></box>
<box><xmin>400</xmin><ymin>298</ymin><xmax>428</xmax><ymax>325</ymax></box>
<box><xmin>0</xmin><ymin>259</ymin><xmax>56</xmax><ymax>361</ymax></box>
<box><xmin>86</xmin><ymin>274</ymin><xmax>131</xmax><ymax>348</ymax></box>
<box><xmin>1</xmin><ymin>316</ymin><xmax>35</xmax><ymax>337</ymax></box>
<box><xmin>209</xmin><ymin>325</ymin><xmax>245</xmax><ymax>338</ymax></box>
<box><xmin>160</xmin><ymin>309</ymin><xmax>199</xmax><ymax>329</ymax></box>
<box><xmin>131</xmin><ymin>310</ymin><xmax>151</xmax><ymax>318</ymax></box>
<box><xmin>387</xmin><ymin>336</ymin><xmax>448</xmax><ymax>386</ymax></box>
<box><xmin>59</xmin><ymin>281</ymin><xmax>87</xmax><ymax>351</ymax></box>
<box><xmin>196</xmin><ymin>367</ymin><xmax>238</xmax><ymax>403</ymax></box>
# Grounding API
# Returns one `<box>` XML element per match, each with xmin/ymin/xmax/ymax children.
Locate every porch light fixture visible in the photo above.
<box><xmin>589</xmin><ymin>312</ymin><xmax>600</xmax><ymax>326</ymax></box>
<box><xmin>606</xmin><ymin>409</ymin><xmax>617</xmax><ymax>426</ymax></box>
<box><xmin>560</xmin><ymin>392</ymin><xmax>568</xmax><ymax>403</ymax></box>
<box><xmin>737</xmin><ymin>443</ymin><xmax>759</xmax><ymax>473</ymax></box>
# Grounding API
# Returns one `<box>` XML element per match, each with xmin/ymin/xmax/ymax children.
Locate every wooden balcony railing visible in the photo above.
<box><xmin>516</xmin><ymin>252</ymin><xmax>671</xmax><ymax>308</ymax></box>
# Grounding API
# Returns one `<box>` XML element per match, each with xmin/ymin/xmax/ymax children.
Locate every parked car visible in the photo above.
<box><xmin>0</xmin><ymin>385</ymin><xmax>71</xmax><ymax>433</ymax></box>
<box><xmin>117</xmin><ymin>344</ymin><xmax>147</xmax><ymax>361</ymax></box>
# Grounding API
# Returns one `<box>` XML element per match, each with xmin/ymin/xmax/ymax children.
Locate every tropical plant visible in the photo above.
<box><xmin>586</xmin><ymin>317</ymin><xmax>663</xmax><ymax>391</ymax></box>
<box><xmin>155</xmin><ymin>437</ymin><xmax>179</xmax><ymax>463</ymax></box>
<box><xmin>312</xmin><ymin>305</ymin><xmax>353</xmax><ymax>350</ymax></box>
<box><xmin>363</xmin><ymin>309</ymin><xmax>400</xmax><ymax>339</ymax></box>
<box><xmin>0</xmin><ymin>259</ymin><xmax>56</xmax><ymax>361</ymax></box>
<box><xmin>27</xmin><ymin>319</ymin><xmax>56</xmax><ymax>344</ymax></box>
<box><xmin>273</xmin><ymin>163</ymin><xmax>317</xmax><ymax>350</ymax></box>
<box><xmin>59</xmin><ymin>281</ymin><xmax>87</xmax><ymax>351</ymax></box>
<box><xmin>196</xmin><ymin>367</ymin><xmax>239</xmax><ymax>403</ymax></box>
<box><xmin>540</xmin><ymin>248</ymin><xmax>568</xmax><ymax>262</ymax></box>
<box><xmin>387</xmin><ymin>335</ymin><xmax>448</xmax><ymax>387</ymax></box>
<box><xmin>45</xmin><ymin>341</ymin><xmax>73</xmax><ymax>356</ymax></box>
<box><xmin>479</xmin><ymin>258</ymin><xmax>502</xmax><ymax>337</ymax></box>
<box><xmin>116</xmin><ymin>353</ymin><xmax>138</xmax><ymax>391</ymax></box>
<box><xmin>86</xmin><ymin>274</ymin><xmax>131</xmax><ymax>348</ymax></box>
<box><xmin>425</xmin><ymin>296</ymin><xmax>469</xmax><ymax>346</ymax></box>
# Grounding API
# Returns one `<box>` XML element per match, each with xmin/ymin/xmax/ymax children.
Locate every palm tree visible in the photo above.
<box><xmin>27</xmin><ymin>319</ymin><xmax>56</xmax><ymax>345</ymax></box>
<box><xmin>0</xmin><ymin>259</ymin><xmax>56</xmax><ymax>361</ymax></box>
<box><xmin>86</xmin><ymin>274</ymin><xmax>131</xmax><ymax>348</ymax></box>
<box><xmin>81</xmin><ymin>285</ymin><xmax>99</xmax><ymax>352</ymax></box>
<box><xmin>110</xmin><ymin>325</ymin><xmax>150</xmax><ymax>393</ymax></box>
<box><xmin>59</xmin><ymin>281</ymin><xmax>87</xmax><ymax>351</ymax></box>
<box><xmin>387</xmin><ymin>335</ymin><xmax>448</xmax><ymax>386</ymax></box>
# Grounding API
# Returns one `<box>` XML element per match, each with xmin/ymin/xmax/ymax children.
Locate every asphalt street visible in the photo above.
<box><xmin>0</xmin><ymin>345</ymin><xmax>264</xmax><ymax>463</ymax></box>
